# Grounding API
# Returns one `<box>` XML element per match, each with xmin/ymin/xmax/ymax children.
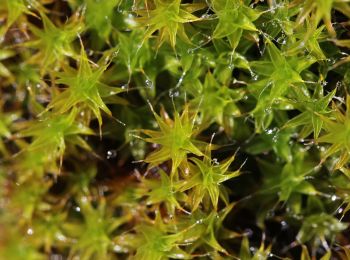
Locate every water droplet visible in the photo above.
<box><xmin>113</xmin><ymin>245</ymin><xmax>123</xmax><ymax>252</ymax></box>
<box><xmin>75</xmin><ymin>206</ymin><xmax>81</xmax><ymax>212</ymax></box>
<box><xmin>281</xmin><ymin>221</ymin><xmax>288</xmax><ymax>230</ymax></box>
<box><xmin>145</xmin><ymin>79</ymin><xmax>154</xmax><ymax>89</ymax></box>
<box><xmin>169</xmin><ymin>88</ymin><xmax>180</xmax><ymax>98</ymax></box>
<box><xmin>56</xmin><ymin>233</ymin><xmax>66</xmax><ymax>242</ymax></box>
<box><xmin>264</xmin><ymin>108</ymin><xmax>271</xmax><ymax>113</ymax></box>
<box><xmin>331</xmin><ymin>195</ymin><xmax>337</xmax><ymax>201</ymax></box>
<box><xmin>27</xmin><ymin>228</ymin><xmax>34</xmax><ymax>235</ymax></box>
<box><xmin>196</xmin><ymin>219</ymin><xmax>203</xmax><ymax>224</ymax></box>
<box><xmin>249</xmin><ymin>70</ymin><xmax>258</xmax><ymax>81</ymax></box>
<box><xmin>212</xmin><ymin>158</ymin><xmax>219</xmax><ymax>165</ymax></box>
<box><xmin>266</xmin><ymin>209</ymin><xmax>275</xmax><ymax>218</ymax></box>
<box><xmin>200</xmin><ymin>14</ymin><xmax>211</xmax><ymax>19</ymax></box>
<box><xmin>125</xmin><ymin>14</ymin><xmax>137</xmax><ymax>27</ymax></box>
<box><xmin>272</xmin><ymin>135</ymin><xmax>278</xmax><ymax>143</ymax></box>
<box><xmin>326</xmin><ymin>58</ymin><xmax>336</xmax><ymax>64</ymax></box>
<box><xmin>107</xmin><ymin>150</ymin><xmax>117</xmax><ymax>159</ymax></box>
<box><xmin>266</xmin><ymin>129</ymin><xmax>273</xmax><ymax>135</ymax></box>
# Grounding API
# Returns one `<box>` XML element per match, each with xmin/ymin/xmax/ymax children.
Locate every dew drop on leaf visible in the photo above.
<box><xmin>145</xmin><ymin>79</ymin><xmax>154</xmax><ymax>89</ymax></box>
<box><xmin>107</xmin><ymin>150</ymin><xmax>117</xmax><ymax>159</ymax></box>
<box><xmin>169</xmin><ymin>89</ymin><xmax>180</xmax><ymax>98</ymax></box>
<box><xmin>27</xmin><ymin>228</ymin><xmax>34</xmax><ymax>235</ymax></box>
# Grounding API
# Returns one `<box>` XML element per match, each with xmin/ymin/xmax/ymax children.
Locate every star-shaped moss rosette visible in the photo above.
<box><xmin>212</xmin><ymin>0</ymin><xmax>261</xmax><ymax>50</ymax></box>
<box><xmin>1</xmin><ymin>0</ymin><xmax>350</xmax><ymax>259</ymax></box>
<box><xmin>133</xmin><ymin>0</ymin><xmax>206</xmax><ymax>49</ymax></box>
<box><xmin>140</xmin><ymin>104</ymin><xmax>206</xmax><ymax>176</ymax></box>
<box><xmin>66</xmin><ymin>195</ymin><xmax>131</xmax><ymax>260</ymax></box>
<box><xmin>178</xmin><ymin>203</ymin><xmax>237</xmax><ymax>256</ymax></box>
<box><xmin>297</xmin><ymin>213</ymin><xmax>348</xmax><ymax>246</ymax></box>
<box><xmin>47</xmin><ymin>46</ymin><xmax>125</xmax><ymax>133</ymax></box>
<box><xmin>178</xmin><ymin>143</ymin><xmax>240</xmax><ymax>211</ymax></box>
<box><xmin>258</xmin><ymin>147</ymin><xmax>317</xmax><ymax>205</ymax></box>
<box><xmin>140</xmin><ymin>168</ymin><xmax>186</xmax><ymax>215</ymax></box>
<box><xmin>15</xmin><ymin>108</ymin><xmax>93</xmax><ymax>172</ymax></box>
<box><xmin>0</xmin><ymin>0</ymin><xmax>49</xmax><ymax>37</ymax></box>
<box><xmin>25</xmin><ymin>12</ymin><xmax>83</xmax><ymax>73</ymax></box>
<box><xmin>317</xmin><ymin>95</ymin><xmax>350</xmax><ymax>170</ymax></box>
<box><xmin>239</xmin><ymin>236</ymin><xmax>272</xmax><ymax>260</ymax></box>
<box><xmin>83</xmin><ymin>0</ymin><xmax>120</xmax><ymax>40</ymax></box>
<box><xmin>114</xmin><ymin>211</ymin><xmax>191</xmax><ymax>260</ymax></box>
<box><xmin>284</xmin><ymin>85</ymin><xmax>336</xmax><ymax>139</ymax></box>
<box><xmin>293</xmin><ymin>0</ymin><xmax>350</xmax><ymax>37</ymax></box>
<box><xmin>249</xmin><ymin>38</ymin><xmax>315</xmax><ymax>131</ymax></box>
<box><xmin>189</xmin><ymin>72</ymin><xmax>244</xmax><ymax>131</ymax></box>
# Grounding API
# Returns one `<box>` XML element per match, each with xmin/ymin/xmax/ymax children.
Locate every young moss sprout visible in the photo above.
<box><xmin>2</xmin><ymin>0</ymin><xmax>350</xmax><ymax>259</ymax></box>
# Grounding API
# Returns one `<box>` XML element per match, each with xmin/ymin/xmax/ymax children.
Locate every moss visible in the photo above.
<box><xmin>1</xmin><ymin>0</ymin><xmax>350</xmax><ymax>259</ymax></box>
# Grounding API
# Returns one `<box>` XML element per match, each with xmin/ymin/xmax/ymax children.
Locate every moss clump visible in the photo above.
<box><xmin>1</xmin><ymin>0</ymin><xmax>350</xmax><ymax>259</ymax></box>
